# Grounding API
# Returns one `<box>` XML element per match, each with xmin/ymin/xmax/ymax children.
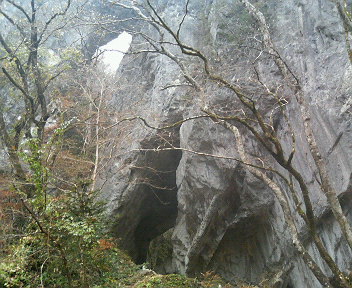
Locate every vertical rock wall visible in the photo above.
<box><xmin>98</xmin><ymin>0</ymin><xmax>352</xmax><ymax>287</ymax></box>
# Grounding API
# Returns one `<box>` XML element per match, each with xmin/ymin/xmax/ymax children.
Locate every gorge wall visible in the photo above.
<box><xmin>97</xmin><ymin>0</ymin><xmax>352</xmax><ymax>287</ymax></box>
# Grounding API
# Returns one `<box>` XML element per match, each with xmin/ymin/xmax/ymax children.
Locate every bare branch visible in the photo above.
<box><xmin>5</xmin><ymin>0</ymin><xmax>31</xmax><ymax>22</ymax></box>
<box><xmin>38</xmin><ymin>0</ymin><xmax>71</xmax><ymax>44</ymax></box>
<box><xmin>105</xmin><ymin>114</ymin><xmax>211</xmax><ymax>131</ymax></box>
<box><xmin>160</xmin><ymin>83</ymin><xmax>193</xmax><ymax>90</ymax></box>
<box><xmin>176</xmin><ymin>0</ymin><xmax>190</xmax><ymax>39</ymax></box>
<box><xmin>0</xmin><ymin>8</ymin><xmax>27</xmax><ymax>38</ymax></box>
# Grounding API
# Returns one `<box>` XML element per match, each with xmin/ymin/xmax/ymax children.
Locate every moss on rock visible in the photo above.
<box><xmin>134</xmin><ymin>274</ymin><xmax>202</xmax><ymax>288</ymax></box>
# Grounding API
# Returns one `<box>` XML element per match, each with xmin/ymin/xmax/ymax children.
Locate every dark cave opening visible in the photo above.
<box><xmin>134</xmin><ymin>182</ymin><xmax>179</xmax><ymax>264</ymax></box>
<box><xmin>132</xmin><ymin>144</ymin><xmax>182</xmax><ymax>264</ymax></box>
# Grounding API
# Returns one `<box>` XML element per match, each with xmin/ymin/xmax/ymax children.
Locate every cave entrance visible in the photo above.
<box><xmin>132</xmin><ymin>140</ymin><xmax>181</xmax><ymax>264</ymax></box>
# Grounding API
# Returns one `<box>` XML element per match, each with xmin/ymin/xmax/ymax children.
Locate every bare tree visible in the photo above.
<box><xmin>0</xmin><ymin>2</ymin><xmax>98</xmax><ymax>285</ymax></box>
<box><xmin>0</xmin><ymin>0</ymin><xmax>92</xmax><ymax>182</ymax></box>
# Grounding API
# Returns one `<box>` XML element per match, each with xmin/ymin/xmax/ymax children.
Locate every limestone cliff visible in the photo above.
<box><xmin>96</xmin><ymin>0</ymin><xmax>352</xmax><ymax>287</ymax></box>
<box><xmin>1</xmin><ymin>0</ymin><xmax>351</xmax><ymax>287</ymax></box>
<box><xmin>95</xmin><ymin>0</ymin><xmax>352</xmax><ymax>287</ymax></box>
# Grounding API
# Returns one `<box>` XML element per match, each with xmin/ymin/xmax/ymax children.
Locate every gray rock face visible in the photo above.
<box><xmin>99</xmin><ymin>0</ymin><xmax>352</xmax><ymax>286</ymax></box>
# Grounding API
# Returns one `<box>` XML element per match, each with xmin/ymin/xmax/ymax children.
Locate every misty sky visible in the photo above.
<box><xmin>95</xmin><ymin>32</ymin><xmax>133</xmax><ymax>74</ymax></box>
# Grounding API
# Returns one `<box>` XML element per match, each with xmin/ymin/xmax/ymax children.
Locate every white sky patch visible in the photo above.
<box><xmin>95</xmin><ymin>31</ymin><xmax>132</xmax><ymax>74</ymax></box>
